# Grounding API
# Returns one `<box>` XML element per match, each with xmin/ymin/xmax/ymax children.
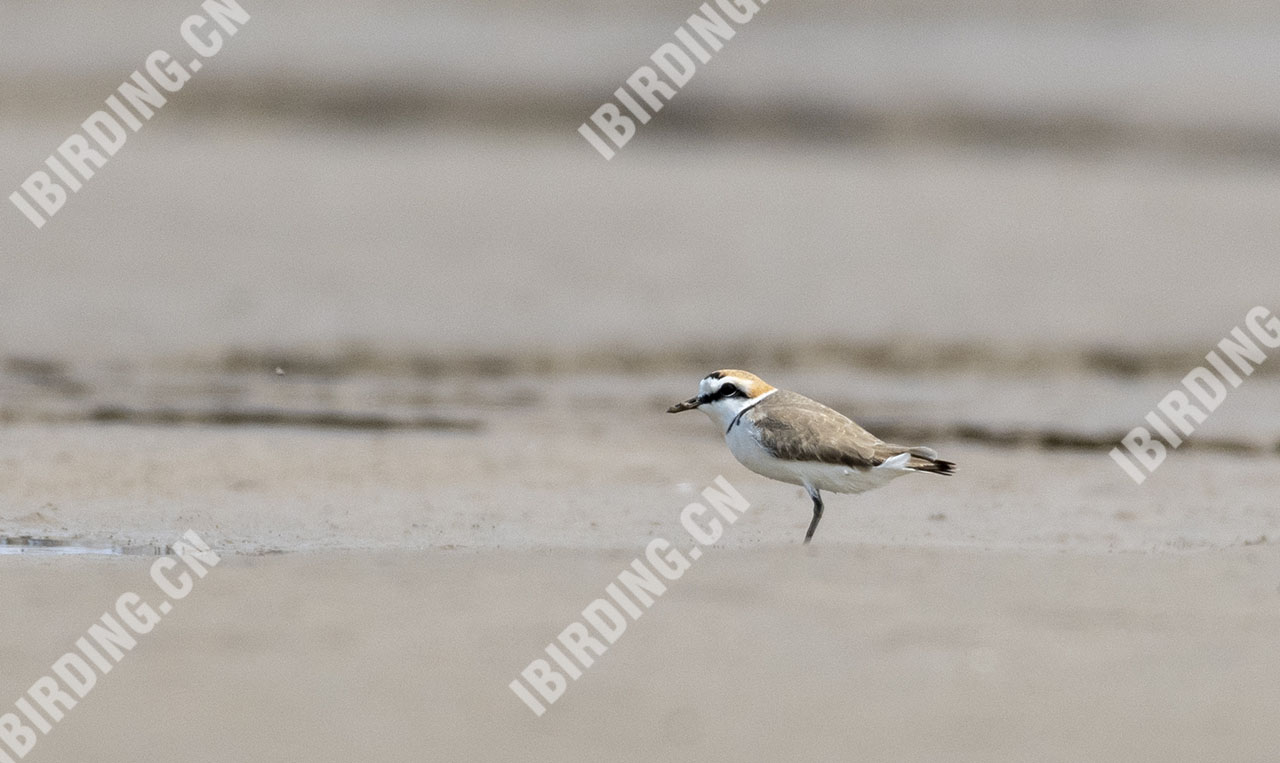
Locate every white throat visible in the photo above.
<box><xmin>700</xmin><ymin>388</ymin><xmax>776</xmax><ymax>434</ymax></box>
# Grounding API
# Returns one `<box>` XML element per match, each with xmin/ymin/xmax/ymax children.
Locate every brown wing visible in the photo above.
<box><xmin>748</xmin><ymin>390</ymin><xmax>884</xmax><ymax>468</ymax></box>
<box><xmin>749</xmin><ymin>390</ymin><xmax>957</xmax><ymax>475</ymax></box>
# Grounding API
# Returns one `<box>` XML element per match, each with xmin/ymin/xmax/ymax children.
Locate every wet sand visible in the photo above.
<box><xmin>0</xmin><ymin>373</ymin><xmax>1278</xmax><ymax>761</ymax></box>
<box><xmin>4</xmin><ymin>127</ymin><xmax>1280</xmax><ymax>361</ymax></box>
<box><xmin>3</xmin><ymin>547</ymin><xmax>1280</xmax><ymax>762</ymax></box>
<box><xmin>1</xmin><ymin>405</ymin><xmax>1279</xmax><ymax>555</ymax></box>
<box><xmin>4</xmin><ymin>2</ymin><xmax>1280</xmax><ymax>759</ymax></box>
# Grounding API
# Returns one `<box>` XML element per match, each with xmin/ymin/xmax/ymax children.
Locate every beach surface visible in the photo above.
<box><xmin>1</xmin><ymin>375</ymin><xmax>1279</xmax><ymax>761</ymax></box>
<box><xmin>3</xmin><ymin>0</ymin><xmax>1280</xmax><ymax>759</ymax></box>
<box><xmin>4</xmin><ymin>546</ymin><xmax>1280</xmax><ymax>762</ymax></box>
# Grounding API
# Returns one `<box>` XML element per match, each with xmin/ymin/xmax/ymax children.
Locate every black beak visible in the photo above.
<box><xmin>667</xmin><ymin>396</ymin><xmax>703</xmax><ymax>413</ymax></box>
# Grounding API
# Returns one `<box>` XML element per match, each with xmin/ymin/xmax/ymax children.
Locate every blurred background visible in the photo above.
<box><xmin>3</xmin><ymin>0</ymin><xmax>1280</xmax><ymax>478</ymax></box>
<box><xmin>4</xmin><ymin>0</ymin><xmax>1280</xmax><ymax>515</ymax></box>
<box><xmin>3</xmin><ymin>0</ymin><xmax>1279</xmax><ymax>362</ymax></box>
<box><xmin>1</xmin><ymin>0</ymin><xmax>1279</xmax><ymax>535</ymax></box>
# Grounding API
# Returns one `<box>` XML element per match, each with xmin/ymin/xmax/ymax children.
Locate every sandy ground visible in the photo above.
<box><xmin>3</xmin><ymin>3</ymin><xmax>1280</xmax><ymax>759</ymax></box>
<box><xmin>1</xmin><ymin>413</ymin><xmax>1278</xmax><ymax>555</ymax></box>
<box><xmin>2</xmin><ymin>355</ymin><xmax>1279</xmax><ymax>763</ymax></box>
<box><xmin>0</xmin><ymin>388</ymin><xmax>1278</xmax><ymax>761</ymax></box>
<box><xmin>4</xmin><ymin>126</ymin><xmax>1279</xmax><ymax>361</ymax></box>
<box><xmin>3</xmin><ymin>547</ymin><xmax>1280</xmax><ymax>762</ymax></box>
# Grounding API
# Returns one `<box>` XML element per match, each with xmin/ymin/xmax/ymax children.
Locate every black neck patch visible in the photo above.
<box><xmin>726</xmin><ymin>395</ymin><xmax>765</xmax><ymax>435</ymax></box>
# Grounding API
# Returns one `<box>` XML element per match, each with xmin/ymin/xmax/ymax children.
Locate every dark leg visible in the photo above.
<box><xmin>804</xmin><ymin>487</ymin><xmax>824</xmax><ymax>544</ymax></box>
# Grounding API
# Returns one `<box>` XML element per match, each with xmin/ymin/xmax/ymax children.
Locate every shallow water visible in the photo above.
<box><xmin>0</xmin><ymin>536</ymin><xmax>171</xmax><ymax>556</ymax></box>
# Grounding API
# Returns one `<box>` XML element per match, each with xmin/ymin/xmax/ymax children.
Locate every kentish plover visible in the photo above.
<box><xmin>668</xmin><ymin>370</ymin><xmax>956</xmax><ymax>543</ymax></box>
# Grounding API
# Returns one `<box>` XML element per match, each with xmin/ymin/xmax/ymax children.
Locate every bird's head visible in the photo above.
<box><xmin>667</xmin><ymin>369</ymin><xmax>776</xmax><ymax>429</ymax></box>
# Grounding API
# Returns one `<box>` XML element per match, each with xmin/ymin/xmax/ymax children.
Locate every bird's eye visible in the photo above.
<box><xmin>719</xmin><ymin>384</ymin><xmax>740</xmax><ymax>398</ymax></box>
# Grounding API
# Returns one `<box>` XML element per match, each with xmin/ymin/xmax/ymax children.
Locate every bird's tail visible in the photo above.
<box><xmin>902</xmin><ymin>446</ymin><xmax>957</xmax><ymax>475</ymax></box>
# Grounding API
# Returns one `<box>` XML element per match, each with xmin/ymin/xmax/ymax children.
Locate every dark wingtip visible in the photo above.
<box><xmin>929</xmin><ymin>459</ymin><xmax>958</xmax><ymax>475</ymax></box>
<box><xmin>912</xmin><ymin>458</ymin><xmax>957</xmax><ymax>475</ymax></box>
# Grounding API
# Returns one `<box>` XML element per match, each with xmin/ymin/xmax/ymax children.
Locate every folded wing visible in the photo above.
<box><xmin>750</xmin><ymin>390</ymin><xmax>956</xmax><ymax>475</ymax></box>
